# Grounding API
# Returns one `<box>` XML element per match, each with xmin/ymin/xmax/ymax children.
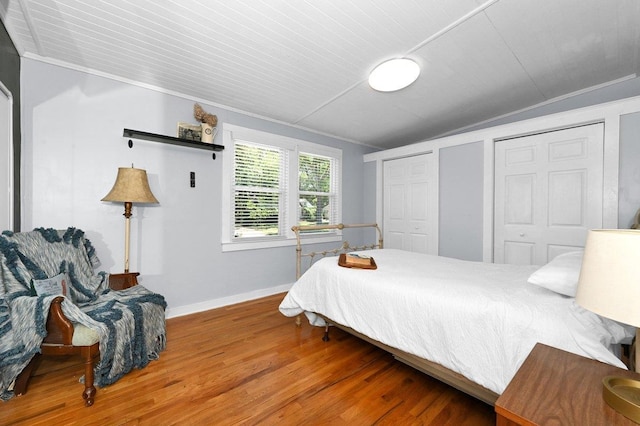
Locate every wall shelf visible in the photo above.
<box><xmin>123</xmin><ymin>128</ymin><xmax>224</xmax><ymax>159</ymax></box>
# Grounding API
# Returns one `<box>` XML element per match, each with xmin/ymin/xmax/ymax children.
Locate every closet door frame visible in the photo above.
<box><xmin>382</xmin><ymin>153</ymin><xmax>437</xmax><ymax>254</ymax></box>
<box><xmin>482</xmin><ymin>118</ymin><xmax>620</xmax><ymax>262</ymax></box>
<box><xmin>493</xmin><ymin>123</ymin><xmax>605</xmax><ymax>265</ymax></box>
<box><xmin>0</xmin><ymin>81</ymin><xmax>13</xmax><ymax>231</ymax></box>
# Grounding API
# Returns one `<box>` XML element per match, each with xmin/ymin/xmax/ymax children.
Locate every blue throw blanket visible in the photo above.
<box><xmin>0</xmin><ymin>228</ymin><xmax>167</xmax><ymax>401</ymax></box>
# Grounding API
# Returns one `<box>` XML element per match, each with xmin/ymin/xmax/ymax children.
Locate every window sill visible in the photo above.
<box><xmin>222</xmin><ymin>233</ymin><xmax>341</xmax><ymax>252</ymax></box>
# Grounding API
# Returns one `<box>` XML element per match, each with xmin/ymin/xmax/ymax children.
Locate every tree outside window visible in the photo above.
<box><xmin>298</xmin><ymin>153</ymin><xmax>333</xmax><ymax>226</ymax></box>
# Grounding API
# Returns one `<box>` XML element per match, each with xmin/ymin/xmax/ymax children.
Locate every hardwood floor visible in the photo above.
<box><xmin>0</xmin><ymin>293</ymin><xmax>495</xmax><ymax>425</ymax></box>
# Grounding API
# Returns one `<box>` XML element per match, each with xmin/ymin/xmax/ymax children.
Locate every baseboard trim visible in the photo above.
<box><xmin>165</xmin><ymin>283</ymin><xmax>293</xmax><ymax>319</ymax></box>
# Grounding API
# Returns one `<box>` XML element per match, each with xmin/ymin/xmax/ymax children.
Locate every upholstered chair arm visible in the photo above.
<box><xmin>43</xmin><ymin>296</ymin><xmax>74</xmax><ymax>345</ymax></box>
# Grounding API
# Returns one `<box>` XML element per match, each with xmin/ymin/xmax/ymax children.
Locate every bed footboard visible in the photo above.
<box><xmin>291</xmin><ymin>223</ymin><xmax>383</xmax><ymax>279</ymax></box>
<box><xmin>291</xmin><ymin>222</ymin><xmax>382</xmax><ymax>326</ymax></box>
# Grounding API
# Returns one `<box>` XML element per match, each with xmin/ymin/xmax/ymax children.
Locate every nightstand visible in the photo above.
<box><xmin>108</xmin><ymin>272</ymin><xmax>140</xmax><ymax>290</ymax></box>
<box><xmin>495</xmin><ymin>343</ymin><xmax>639</xmax><ymax>425</ymax></box>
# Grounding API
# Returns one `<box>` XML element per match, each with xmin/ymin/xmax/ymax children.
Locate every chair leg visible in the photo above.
<box><xmin>13</xmin><ymin>354</ymin><xmax>42</xmax><ymax>396</ymax></box>
<box><xmin>81</xmin><ymin>346</ymin><xmax>98</xmax><ymax>407</ymax></box>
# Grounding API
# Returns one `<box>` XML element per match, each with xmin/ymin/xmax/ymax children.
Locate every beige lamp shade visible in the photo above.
<box><xmin>576</xmin><ymin>229</ymin><xmax>640</xmax><ymax>327</ymax></box>
<box><xmin>102</xmin><ymin>167</ymin><xmax>159</xmax><ymax>204</ymax></box>
<box><xmin>576</xmin><ymin>229</ymin><xmax>640</xmax><ymax>425</ymax></box>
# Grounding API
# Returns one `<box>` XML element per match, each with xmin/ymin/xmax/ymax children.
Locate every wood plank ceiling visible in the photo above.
<box><xmin>1</xmin><ymin>0</ymin><xmax>639</xmax><ymax>149</ymax></box>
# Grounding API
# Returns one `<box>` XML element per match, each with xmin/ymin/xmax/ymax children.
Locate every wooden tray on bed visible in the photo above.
<box><xmin>338</xmin><ymin>253</ymin><xmax>377</xmax><ymax>269</ymax></box>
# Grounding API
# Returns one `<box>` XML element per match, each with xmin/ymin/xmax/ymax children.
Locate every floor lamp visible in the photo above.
<box><xmin>102</xmin><ymin>166</ymin><xmax>159</xmax><ymax>273</ymax></box>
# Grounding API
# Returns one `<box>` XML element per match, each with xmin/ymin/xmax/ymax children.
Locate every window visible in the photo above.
<box><xmin>298</xmin><ymin>152</ymin><xmax>338</xmax><ymax>227</ymax></box>
<box><xmin>222</xmin><ymin>124</ymin><xmax>342</xmax><ymax>251</ymax></box>
<box><xmin>234</xmin><ymin>141</ymin><xmax>286</xmax><ymax>238</ymax></box>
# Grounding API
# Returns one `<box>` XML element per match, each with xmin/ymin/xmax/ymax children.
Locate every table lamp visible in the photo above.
<box><xmin>101</xmin><ymin>166</ymin><xmax>159</xmax><ymax>272</ymax></box>
<box><xmin>576</xmin><ymin>229</ymin><xmax>640</xmax><ymax>423</ymax></box>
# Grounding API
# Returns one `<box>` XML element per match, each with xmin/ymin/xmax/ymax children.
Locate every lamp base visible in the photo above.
<box><xmin>603</xmin><ymin>376</ymin><xmax>640</xmax><ymax>423</ymax></box>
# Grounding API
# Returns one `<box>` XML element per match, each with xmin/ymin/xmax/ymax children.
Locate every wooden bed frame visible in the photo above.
<box><xmin>291</xmin><ymin>223</ymin><xmax>499</xmax><ymax>405</ymax></box>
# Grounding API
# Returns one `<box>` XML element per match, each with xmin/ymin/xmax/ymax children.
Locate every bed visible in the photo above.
<box><xmin>279</xmin><ymin>223</ymin><xmax>634</xmax><ymax>405</ymax></box>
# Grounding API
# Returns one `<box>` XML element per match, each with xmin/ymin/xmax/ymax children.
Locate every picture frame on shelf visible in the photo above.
<box><xmin>177</xmin><ymin>122</ymin><xmax>202</xmax><ymax>141</ymax></box>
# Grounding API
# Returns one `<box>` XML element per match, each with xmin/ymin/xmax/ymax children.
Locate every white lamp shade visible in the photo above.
<box><xmin>576</xmin><ymin>229</ymin><xmax>640</xmax><ymax>327</ymax></box>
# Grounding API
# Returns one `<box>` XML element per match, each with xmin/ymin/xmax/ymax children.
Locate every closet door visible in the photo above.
<box><xmin>494</xmin><ymin>123</ymin><xmax>604</xmax><ymax>265</ymax></box>
<box><xmin>383</xmin><ymin>154</ymin><xmax>437</xmax><ymax>254</ymax></box>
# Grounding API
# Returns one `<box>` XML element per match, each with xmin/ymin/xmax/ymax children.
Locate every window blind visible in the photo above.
<box><xmin>234</xmin><ymin>142</ymin><xmax>286</xmax><ymax>238</ymax></box>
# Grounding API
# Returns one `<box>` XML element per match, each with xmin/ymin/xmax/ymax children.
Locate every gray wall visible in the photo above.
<box><xmin>20</xmin><ymin>58</ymin><xmax>377</xmax><ymax>315</ymax></box>
<box><xmin>438</xmin><ymin>142</ymin><xmax>484</xmax><ymax>261</ymax></box>
<box><xmin>363</xmin><ymin>161</ymin><xmax>377</xmax><ymax>223</ymax></box>
<box><xmin>0</xmin><ymin>20</ymin><xmax>21</xmax><ymax>230</ymax></box>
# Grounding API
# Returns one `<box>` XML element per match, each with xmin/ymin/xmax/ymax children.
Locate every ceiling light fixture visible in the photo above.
<box><xmin>368</xmin><ymin>58</ymin><xmax>420</xmax><ymax>92</ymax></box>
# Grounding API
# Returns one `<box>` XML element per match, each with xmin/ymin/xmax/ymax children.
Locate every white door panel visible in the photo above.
<box><xmin>548</xmin><ymin>170</ymin><xmax>586</xmax><ymax>226</ymax></box>
<box><xmin>504</xmin><ymin>241</ymin><xmax>535</xmax><ymax>265</ymax></box>
<box><xmin>383</xmin><ymin>154</ymin><xmax>436</xmax><ymax>254</ymax></box>
<box><xmin>495</xmin><ymin>123</ymin><xmax>604</xmax><ymax>265</ymax></box>
<box><xmin>504</xmin><ymin>174</ymin><xmax>535</xmax><ymax>225</ymax></box>
<box><xmin>409</xmin><ymin>233</ymin><xmax>428</xmax><ymax>253</ymax></box>
<box><xmin>386</xmin><ymin>232</ymin><xmax>404</xmax><ymax>249</ymax></box>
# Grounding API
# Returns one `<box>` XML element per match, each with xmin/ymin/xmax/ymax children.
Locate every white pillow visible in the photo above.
<box><xmin>32</xmin><ymin>272</ymin><xmax>71</xmax><ymax>298</ymax></box>
<box><xmin>527</xmin><ymin>251</ymin><xmax>584</xmax><ymax>297</ymax></box>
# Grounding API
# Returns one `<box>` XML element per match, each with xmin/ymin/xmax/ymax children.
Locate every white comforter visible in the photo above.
<box><xmin>279</xmin><ymin>249</ymin><xmax>633</xmax><ymax>394</ymax></box>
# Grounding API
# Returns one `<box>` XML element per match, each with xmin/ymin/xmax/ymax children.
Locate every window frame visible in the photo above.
<box><xmin>222</xmin><ymin>123</ymin><xmax>342</xmax><ymax>252</ymax></box>
<box><xmin>298</xmin><ymin>151</ymin><xmax>339</xmax><ymax>227</ymax></box>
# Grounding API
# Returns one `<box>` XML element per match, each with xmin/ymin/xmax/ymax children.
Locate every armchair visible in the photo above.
<box><xmin>0</xmin><ymin>228</ymin><xmax>166</xmax><ymax>406</ymax></box>
<box><xmin>13</xmin><ymin>296</ymin><xmax>101</xmax><ymax>405</ymax></box>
